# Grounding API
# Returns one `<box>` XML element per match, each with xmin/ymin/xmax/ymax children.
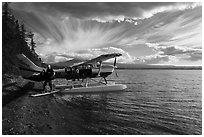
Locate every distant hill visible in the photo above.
<box><xmin>116</xmin><ymin>63</ymin><xmax>202</xmax><ymax>70</ymax></box>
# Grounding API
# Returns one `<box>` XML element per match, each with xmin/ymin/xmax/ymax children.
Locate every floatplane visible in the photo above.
<box><xmin>17</xmin><ymin>53</ymin><xmax>127</xmax><ymax>96</ymax></box>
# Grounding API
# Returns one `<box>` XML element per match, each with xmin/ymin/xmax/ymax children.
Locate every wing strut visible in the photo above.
<box><xmin>104</xmin><ymin>77</ymin><xmax>107</xmax><ymax>84</ymax></box>
<box><xmin>97</xmin><ymin>61</ymin><xmax>102</xmax><ymax>76</ymax></box>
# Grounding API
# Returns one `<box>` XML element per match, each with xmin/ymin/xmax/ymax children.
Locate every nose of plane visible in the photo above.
<box><xmin>116</xmin><ymin>53</ymin><xmax>122</xmax><ymax>57</ymax></box>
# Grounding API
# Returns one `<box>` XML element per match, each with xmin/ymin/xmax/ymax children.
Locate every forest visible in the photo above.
<box><xmin>2</xmin><ymin>2</ymin><xmax>42</xmax><ymax>76</ymax></box>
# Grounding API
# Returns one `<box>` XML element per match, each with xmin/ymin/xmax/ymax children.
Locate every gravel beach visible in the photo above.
<box><xmin>2</xmin><ymin>79</ymin><xmax>69</xmax><ymax>135</ymax></box>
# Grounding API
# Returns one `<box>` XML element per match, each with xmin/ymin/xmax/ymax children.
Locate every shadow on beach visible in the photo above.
<box><xmin>2</xmin><ymin>82</ymin><xmax>35</xmax><ymax>107</ymax></box>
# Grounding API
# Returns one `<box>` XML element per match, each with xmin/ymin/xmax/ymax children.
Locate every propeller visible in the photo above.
<box><xmin>114</xmin><ymin>57</ymin><xmax>117</xmax><ymax>67</ymax></box>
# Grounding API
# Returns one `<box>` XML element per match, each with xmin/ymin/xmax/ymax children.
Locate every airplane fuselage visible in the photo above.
<box><xmin>17</xmin><ymin>53</ymin><xmax>121</xmax><ymax>82</ymax></box>
<box><xmin>23</xmin><ymin>64</ymin><xmax>114</xmax><ymax>82</ymax></box>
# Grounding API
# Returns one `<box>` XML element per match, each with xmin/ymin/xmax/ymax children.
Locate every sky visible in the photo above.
<box><xmin>10</xmin><ymin>2</ymin><xmax>202</xmax><ymax>65</ymax></box>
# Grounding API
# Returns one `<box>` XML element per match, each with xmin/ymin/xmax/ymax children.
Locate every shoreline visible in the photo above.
<box><xmin>2</xmin><ymin>78</ymin><xmax>68</xmax><ymax>135</ymax></box>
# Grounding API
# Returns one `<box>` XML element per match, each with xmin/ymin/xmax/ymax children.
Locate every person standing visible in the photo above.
<box><xmin>43</xmin><ymin>65</ymin><xmax>55</xmax><ymax>92</ymax></box>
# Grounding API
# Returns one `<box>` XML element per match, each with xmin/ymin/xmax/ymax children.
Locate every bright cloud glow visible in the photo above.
<box><xmin>10</xmin><ymin>2</ymin><xmax>202</xmax><ymax>65</ymax></box>
<box><xmin>142</xmin><ymin>2</ymin><xmax>201</xmax><ymax>19</ymax></box>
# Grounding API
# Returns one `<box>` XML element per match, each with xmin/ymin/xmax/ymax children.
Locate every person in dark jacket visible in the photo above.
<box><xmin>43</xmin><ymin>65</ymin><xmax>55</xmax><ymax>92</ymax></box>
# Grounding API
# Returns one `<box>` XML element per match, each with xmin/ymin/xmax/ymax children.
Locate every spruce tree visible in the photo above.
<box><xmin>2</xmin><ymin>2</ymin><xmax>41</xmax><ymax>74</ymax></box>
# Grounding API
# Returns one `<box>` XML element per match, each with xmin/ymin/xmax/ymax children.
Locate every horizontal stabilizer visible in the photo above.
<box><xmin>17</xmin><ymin>54</ymin><xmax>45</xmax><ymax>72</ymax></box>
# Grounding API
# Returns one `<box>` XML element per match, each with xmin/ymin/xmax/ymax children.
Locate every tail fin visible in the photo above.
<box><xmin>17</xmin><ymin>54</ymin><xmax>44</xmax><ymax>73</ymax></box>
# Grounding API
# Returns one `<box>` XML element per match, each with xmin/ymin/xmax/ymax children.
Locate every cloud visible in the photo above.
<box><xmin>130</xmin><ymin>5</ymin><xmax>201</xmax><ymax>50</ymax></box>
<box><xmin>10</xmin><ymin>2</ymin><xmax>200</xmax><ymax>21</ymax></box>
<box><xmin>12</xmin><ymin>11</ymin><xmax>135</xmax><ymax>52</ymax></box>
<box><xmin>39</xmin><ymin>46</ymin><xmax>138</xmax><ymax>64</ymax></box>
<box><xmin>144</xmin><ymin>43</ymin><xmax>202</xmax><ymax>63</ymax></box>
<box><xmin>11</xmin><ymin>3</ymin><xmax>201</xmax><ymax>49</ymax></box>
<box><xmin>138</xmin><ymin>54</ymin><xmax>170</xmax><ymax>64</ymax></box>
<box><xmin>160</xmin><ymin>46</ymin><xmax>200</xmax><ymax>55</ymax></box>
<box><xmin>182</xmin><ymin>50</ymin><xmax>202</xmax><ymax>61</ymax></box>
<box><xmin>162</xmin><ymin>47</ymin><xmax>202</xmax><ymax>61</ymax></box>
<box><xmin>9</xmin><ymin>2</ymin><xmax>202</xmax><ymax>65</ymax></box>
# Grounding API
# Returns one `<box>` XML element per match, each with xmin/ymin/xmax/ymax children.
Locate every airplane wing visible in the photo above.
<box><xmin>71</xmin><ymin>53</ymin><xmax>122</xmax><ymax>67</ymax></box>
<box><xmin>17</xmin><ymin>53</ymin><xmax>122</xmax><ymax>73</ymax></box>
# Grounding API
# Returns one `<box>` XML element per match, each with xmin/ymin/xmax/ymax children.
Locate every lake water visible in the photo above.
<box><xmin>53</xmin><ymin>70</ymin><xmax>202</xmax><ymax>135</ymax></box>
